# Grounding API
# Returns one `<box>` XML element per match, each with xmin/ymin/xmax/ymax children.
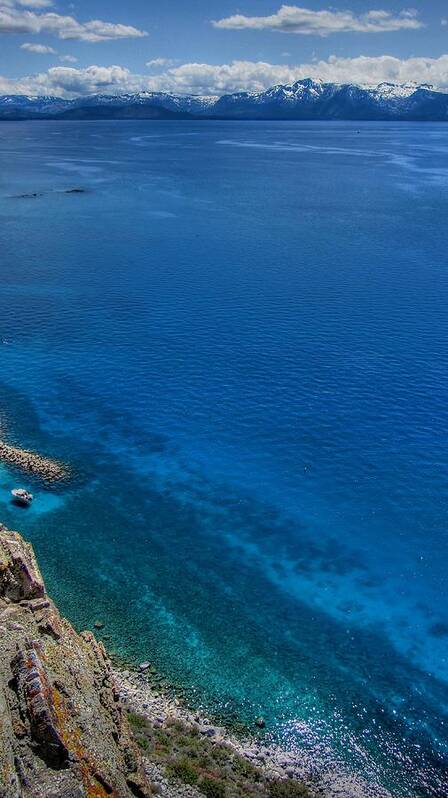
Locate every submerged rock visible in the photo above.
<box><xmin>0</xmin><ymin>525</ymin><xmax>151</xmax><ymax>798</ymax></box>
<box><xmin>10</xmin><ymin>188</ymin><xmax>87</xmax><ymax>199</ymax></box>
<box><xmin>12</xmin><ymin>192</ymin><xmax>43</xmax><ymax>199</ymax></box>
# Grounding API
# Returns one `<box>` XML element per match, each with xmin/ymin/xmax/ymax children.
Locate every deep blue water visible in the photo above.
<box><xmin>0</xmin><ymin>120</ymin><xmax>447</xmax><ymax>797</ymax></box>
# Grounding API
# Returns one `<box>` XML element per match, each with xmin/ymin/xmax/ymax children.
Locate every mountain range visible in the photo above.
<box><xmin>1</xmin><ymin>78</ymin><xmax>448</xmax><ymax>121</ymax></box>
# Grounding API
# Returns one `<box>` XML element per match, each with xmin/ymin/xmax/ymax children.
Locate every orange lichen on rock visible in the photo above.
<box><xmin>52</xmin><ymin>687</ymin><xmax>120</xmax><ymax>798</ymax></box>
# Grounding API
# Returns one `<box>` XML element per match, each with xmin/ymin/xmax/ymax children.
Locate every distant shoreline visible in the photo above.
<box><xmin>2</xmin><ymin>79</ymin><xmax>448</xmax><ymax>122</ymax></box>
<box><xmin>0</xmin><ymin>115</ymin><xmax>446</xmax><ymax>123</ymax></box>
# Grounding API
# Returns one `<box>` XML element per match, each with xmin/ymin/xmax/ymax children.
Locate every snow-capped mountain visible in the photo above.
<box><xmin>68</xmin><ymin>92</ymin><xmax>219</xmax><ymax>115</ymax></box>
<box><xmin>0</xmin><ymin>80</ymin><xmax>447</xmax><ymax>121</ymax></box>
<box><xmin>0</xmin><ymin>94</ymin><xmax>72</xmax><ymax>114</ymax></box>
<box><xmin>210</xmin><ymin>79</ymin><xmax>447</xmax><ymax>120</ymax></box>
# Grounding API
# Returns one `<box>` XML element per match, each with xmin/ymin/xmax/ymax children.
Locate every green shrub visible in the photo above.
<box><xmin>232</xmin><ymin>755</ymin><xmax>261</xmax><ymax>781</ymax></box>
<box><xmin>154</xmin><ymin>730</ymin><xmax>170</xmax><ymax>748</ymax></box>
<box><xmin>197</xmin><ymin>753</ymin><xmax>213</xmax><ymax>769</ymax></box>
<box><xmin>200</xmin><ymin>776</ymin><xmax>226</xmax><ymax>798</ymax></box>
<box><xmin>177</xmin><ymin>734</ymin><xmax>192</xmax><ymax>747</ymax></box>
<box><xmin>167</xmin><ymin>718</ymin><xmax>187</xmax><ymax>733</ymax></box>
<box><xmin>269</xmin><ymin>779</ymin><xmax>311</xmax><ymax>798</ymax></box>
<box><xmin>137</xmin><ymin>736</ymin><xmax>149</xmax><ymax>751</ymax></box>
<box><xmin>210</xmin><ymin>745</ymin><xmax>232</xmax><ymax>765</ymax></box>
<box><xmin>169</xmin><ymin>756</ymin><xmax>199</xmax><ymax>785</ymax></box>
<box><xmin>128</xmin><ymin>711</ymin><xmax>147</xmax><ymax>730</ymax></box>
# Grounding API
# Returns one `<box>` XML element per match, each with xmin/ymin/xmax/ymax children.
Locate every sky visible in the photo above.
<box><xmin>1</xmin><ymin>1</ymin><xmax>448</xmax><ymax>97</ymax></box>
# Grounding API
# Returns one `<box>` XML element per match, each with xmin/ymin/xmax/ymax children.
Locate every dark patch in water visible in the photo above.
<box><xmin>289</xmin><ymin>536</ymin><xmax>366</xmax><ymax>578</ymax></box>
<box><xmin>11</xmin><ymin>192</ymin><xmax>44</xmax><ymax>199</ymax></box>
<box><xmin>9</xmin><ymin>187</ymin><xmax>88</xmax><ymax>199</ymax></box>
<box><xmin>358</xmin><ymin>576</ymin><xmax>382</xmax><ymax>589</ymax></box>
<box><xmin>429</xmin><ymin>622</ymin><xmax>448</xmax><ymax>638</ymax></box>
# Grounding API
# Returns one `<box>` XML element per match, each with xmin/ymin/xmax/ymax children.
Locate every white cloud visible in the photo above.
<box><xmin>5</xmin><ymin>0</ymin><xmax>54</xmax><ymax>7</ymax></box>
<box><xmin>146</xmin><ymin>58</ymin><xmax>176</xmax><ymax>69</ymax></box>
<box><xmin>2</xmin><ymin>55</ymin><xmax>448</xmax><ymax>99</ymax></box>
<box><xmin>20</xmin><ymin>40</ymin><xmax>55</xmax><ymax>52</ymax></box>
<box><xmin>41</xmin><ymin>64</ymin><xmax>133</xmax><ymax>94</ymax></box>
<box><xmin>20</xmin><ymin>0</ymin><xmax>53</xmax><ymax>6</ymax></box>
<box><xmin>59</xmin><ymin>54</ymin><xmax>77</xmax><ymax>63</ymax></box>
<box><xmin>138</xmin><ymin>56</ymin><xmax>448</xmax><ymax>95</ymax></box>
<box><xmin>151</xmin><ymin>61</ymin><xmax>296</xmax><ymax>94</ymax></box>
<box><xmin>213</xmin><ymin>5</ymin><xmax>423</xmax><ymax>36</ymax></box>
<box><xmin>0</xmin><ymin>3</ymin><xmax>147</xmax><ymax>41</ymax></box>
<box><xmin>301</xmin><ymin>54</ymin><xmax>448</xmax><ymax>87</ymax></box>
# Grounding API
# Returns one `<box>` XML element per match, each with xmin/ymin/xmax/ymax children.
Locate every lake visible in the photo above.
<box><xmin>0</xmin><ymin>120</ymin><xmax>447</xmax><ymax>797</ymax></box>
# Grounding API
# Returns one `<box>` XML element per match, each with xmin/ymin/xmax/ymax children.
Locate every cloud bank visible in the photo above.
<box><xmin>0</xmin><ymin>0</ymin><xmax>147</xmax><ymax>41</ymax></box>
<box><xmin>2</xmin><ymin>55</ymin><xmax>448</xmax><ymax>98</ymax></box>
<box><xmin>213</xmin><ymin>5</ymin><xmax>423</xmax><ymax>36</ymax></box>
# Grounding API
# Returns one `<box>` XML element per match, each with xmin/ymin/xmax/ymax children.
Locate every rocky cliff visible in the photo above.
<box><xmin>0</xmin><ymin>524</ymin><xmax>151</xmax><ymax>798</ymax></box>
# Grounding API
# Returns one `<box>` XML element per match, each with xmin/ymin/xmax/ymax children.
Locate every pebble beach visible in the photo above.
<box><xmin>114</xmin><ymin>667</ymin><xmax>392</xmax><ymax>798</ymax></box>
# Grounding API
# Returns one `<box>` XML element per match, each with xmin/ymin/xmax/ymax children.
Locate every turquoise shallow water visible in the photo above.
<box><xmin>0</xmin><ymin>120</ymin><xmax>447</xmax><ymax>796</ymax></box>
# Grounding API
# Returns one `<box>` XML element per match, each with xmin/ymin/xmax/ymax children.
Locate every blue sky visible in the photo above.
<box><xmin>1</xmin><ymin>1</ymin><xmax>448</xmax><ymax>96</ymax></box>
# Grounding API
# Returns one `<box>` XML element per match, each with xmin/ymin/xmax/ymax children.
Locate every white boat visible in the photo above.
<box><xmin>11</xmin><ymin>488</ymin><xmax>33</xmax><ymax>506</ymax></box>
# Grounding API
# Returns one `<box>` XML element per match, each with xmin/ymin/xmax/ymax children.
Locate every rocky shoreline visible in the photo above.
<box><xmin>113</xmin><ymin>668</ymin><xmax>389</xmax><ymax>798</ymax></box>
<box><xmin>114</xmin><ymin>668</ymin><xmax>311</xmax><ymax>782</ymax></box>
<box><xmin>113</xmin><ymin>663</ymin><xmax>392</xmax><ymax>798</ymax></box>
<box><xmin>115</xmin><ymin>667</ymin><xmax>319</xmax><ymax>798</ymax></box>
